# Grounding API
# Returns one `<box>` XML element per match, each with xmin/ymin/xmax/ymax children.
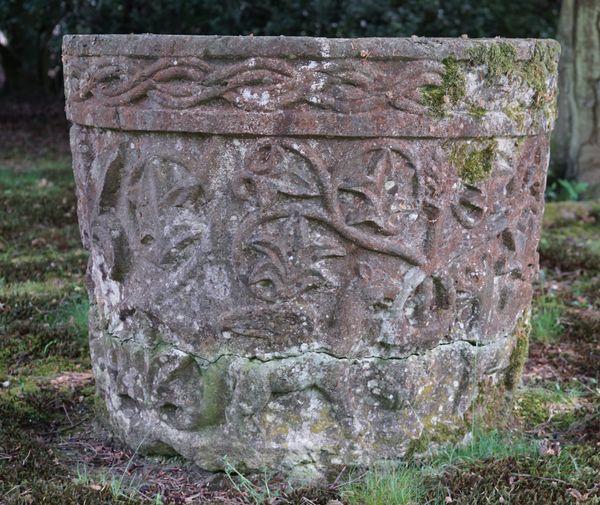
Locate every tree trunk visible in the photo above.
<box><xmin>554</xmin><ymin>0</ymin><xmax>600</xmax><ymax>196</ymax></box>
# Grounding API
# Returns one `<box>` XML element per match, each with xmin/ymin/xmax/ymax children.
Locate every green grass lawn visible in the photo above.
<box><xmin>1</xmin><ymin>157</ymin><xmax>599</xmax><ymax>504</ymax></box>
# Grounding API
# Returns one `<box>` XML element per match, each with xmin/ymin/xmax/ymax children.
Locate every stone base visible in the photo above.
<box><xmin>90</xmin><ymin>304</ymin><xmax>525</xmax><ymax>480</ymax></box>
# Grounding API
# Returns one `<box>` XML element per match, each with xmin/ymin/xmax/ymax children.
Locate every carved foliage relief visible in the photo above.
<box><xmin>74</xmin><ymin>125</ymin><xmax>548</xmax><ymax>358</ymax></box>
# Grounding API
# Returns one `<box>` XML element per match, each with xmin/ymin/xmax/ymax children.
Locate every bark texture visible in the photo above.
<box><xmin>554</xmin><ymin>0</ymin><xmax>600</xmax><ymax>195</ymax></box>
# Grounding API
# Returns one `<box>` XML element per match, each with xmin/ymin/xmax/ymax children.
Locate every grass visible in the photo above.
<box><xmin>530</xmin><ymin>294</ymin><xmax>565</xmax><ymax>343</ymax></box>
<box><xmin>341</xmin><ymin>428</ymin><xmax>600</xmax><ymax>505</ymax></box>
<box><xmin>343</xmin><ymin>464</ymin><xmax>425</xmax><ymax>505</ymax></box>
<box><xmin>74</xmin><ymin>449</ymin><xmax>165</xmax><ymax>504</ymax></box>
<box><xmin>342</xmin><ymin>429</ymin><xmax>538</xmax><ymax>505</ymax></box>
<box><xmin>224</xmin><ymin>457</ymin><xmax>283</xmax><ymax>505</ymax></box>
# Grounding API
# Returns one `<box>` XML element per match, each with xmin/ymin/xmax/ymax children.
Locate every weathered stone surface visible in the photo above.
<box><xmin>63</xmin><ymin>35</ymin><xmax>558</xmax><ymax>480</ymax></box>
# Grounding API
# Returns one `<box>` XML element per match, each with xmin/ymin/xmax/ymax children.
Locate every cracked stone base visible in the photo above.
<box><xmin>90</xmin><ymin>303</ymin><xmax>523</xmax><ymax>481</ymax></box>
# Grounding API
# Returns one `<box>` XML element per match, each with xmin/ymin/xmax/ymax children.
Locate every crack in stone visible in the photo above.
<box><xmin>105</xmin><ymin>329</ymin><xmax>503</xmax><ymax>367</ymax></box>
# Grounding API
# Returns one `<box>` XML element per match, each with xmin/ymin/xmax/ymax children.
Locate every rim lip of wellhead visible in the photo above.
<box><xmin>62</xmin><ymin>34</ymin><xmax>560</xmax><ymax>61</ymax></box>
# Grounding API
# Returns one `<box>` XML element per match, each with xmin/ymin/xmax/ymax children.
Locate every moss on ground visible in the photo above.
<box><xmin>426</xmin><ymin>445</ymin><xmax>600</xmax><ymax>504</ymax></box>
<box><xmin>543</xmin><ymin>200</ymin><xmax>600</xmax><ymax>228</ymax></box>
<box><xmin>0</xmin><ymin>387</ymin><xmax>134</xmax><ymax>505</ymax></box>
<box><xmin>0</xmin><ymin>248</ymin><xmax>87</xmax><ymax>283</ymax></box>
<box><xmin>538</xmin><ymin>222</ymin><xmax>600</xmax><ymax>272</ymax></box>
<box><xmin>347</xmin><ymin>429</ymin><xmax>600</xmax><ymax>505</ymax></box>
<box><xmin>514</xmin><ymin>385</ymin><xmax>583</xmax><ymax>429</ymax></box>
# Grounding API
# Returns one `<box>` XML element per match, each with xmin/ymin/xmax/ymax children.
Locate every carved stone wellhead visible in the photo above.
<box><xmin>63</xmin><ymin>35</ymin><xmax>559</xmax><ymax>480</ymax></box>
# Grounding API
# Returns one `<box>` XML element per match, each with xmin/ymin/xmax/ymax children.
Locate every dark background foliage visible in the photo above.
<box><xmin>0</xmin><ymin>0</ymin><xmax>561</xmax><ymax>96</ymax></box>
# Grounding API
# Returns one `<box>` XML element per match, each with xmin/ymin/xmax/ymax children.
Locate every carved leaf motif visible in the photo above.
<box><xmin>237</xmin><ymin>143</ymin><xmax>321</xmax><ymax>206</ymax></box>
<box><xmin>89</xmin><ymin>144</ymin><xmax>127</xmax><ymax>216</ymax></box>
<box><xmin>451</xmin><ymin>187</ymin><xmax>486</xmax><ymax>229</ymax></box>
<box><xmin>246</xmin><ymin>215</ymin><xmax>346</xmax><ymax>301</ymax></box>
<box><xmin>339</xmin><ymin>148</ymin><xmax>418</xmax><ymax>235</ymax></box>
<box><xmin>129</xmin><ymin>156</ymin><xmax>205</xmax><ymax>264</ymax></box>
<box><xmin>386</xmin><ymin>60</ymin><xmax>445</xmax><ymax>114</ymax></box>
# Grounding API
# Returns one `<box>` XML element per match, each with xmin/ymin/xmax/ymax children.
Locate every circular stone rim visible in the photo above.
<box><xmin>63</xmin><ymin>34</ymin><xmax>558</xmax><ymax>60</ymax></box>
<box><xmin>63</xmin><ymin>35</ymin><xmax>559</xmax><ymax>138</ymax></box>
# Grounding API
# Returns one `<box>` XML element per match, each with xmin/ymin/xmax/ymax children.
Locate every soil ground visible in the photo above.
<box><xmin>1</xmin><ymin>100</ymin><xmax>598</xmax><ymax>504</ymax></box>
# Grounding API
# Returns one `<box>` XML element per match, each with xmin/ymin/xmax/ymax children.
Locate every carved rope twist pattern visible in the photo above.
<box><xmin>66</xmin><ymin>56</ymin><xmax>445</xmax><ymax>114</ymax></box>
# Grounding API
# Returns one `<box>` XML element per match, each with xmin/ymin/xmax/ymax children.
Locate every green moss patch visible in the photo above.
<box><xmin>421</xmin><ymin>57</ymin><xmax>466</xmax><ymax>117</ymax></box>
<box><xmin>467</xmin><ymin>104</ymin><xmax>487</xmax><ymax>119</ymax></box>
<box><xmin>420</xmin><ymin>41</ymin><xmax>559</xmax><ymax>120</ymax></box>
<box><xmin>543</xmin><ymin>200</ymin><xmax>600</xmax><ymax>229</ymax></box>
<box><xmin>448</xmin><ymin>140</ymin><xmax>497</xmax><ymax>185</ymax></box>
<box><xmin>539</xmin><ymin>223</ymin><xmax>600</xmax><ymax>272</ymax></box>
<box><xmin>504</xmin><ymin>314</ymin><xmax>530</xmax><ymax>391</ymax></box>
<box><xmin>504</xmin><ymin>103</ymin><xmax>526</xmax><ymax>129</ymax></box>
<box><xmin>514</xmin><ymin>386</ymin><xmax>582</xmax><ymax>429</ymax></box>
<box><xmin>468</xmin><ymin>41</ymin><xmax>559</xmax><ymax>109</ymax></box>
<box><xmin>523</xmin><ymin>42</ymin><xmax>560</xmax><ymax>105</ymax></box>
<box><xmin>468</xmin><ymin>42</ymin><xmax>519</xmax><ymax>80</ymax></box>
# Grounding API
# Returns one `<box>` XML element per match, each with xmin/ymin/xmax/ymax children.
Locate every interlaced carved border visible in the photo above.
<box><xmin>65</xmin><ymin>56</ymin><xmax>444</xmax><ymax>114</ymax></box>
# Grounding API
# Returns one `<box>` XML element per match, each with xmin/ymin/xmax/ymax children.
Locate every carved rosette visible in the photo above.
<box><xmin>65</xmin><ymin>35</ymin><xmax>558</xmax><ymax>480</ymax></box>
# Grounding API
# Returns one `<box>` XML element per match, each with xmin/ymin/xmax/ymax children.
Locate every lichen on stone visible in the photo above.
<box><xmin>504</xmin><ymin>312</ymin><xmax>531</xmax><ymax>391</ymax></box>
<box><xmin>406</xmin><ymin>418</ymin><xmax>465</xmax><ymax>457</ymax></box>
<box><xmin>504</xmin><ymin>103</ymin><xmax>526</xmax><ymax>130</ymax></box>
<box><xmin>196</xmin><ymin>358</ymin><xmax>230</xmax><ymax>427</ymax></box>
<box><xmin>448</xmin><ymin>140</ymin><xmax>497</xmax><ymax>185</ymax></box>
<box><xmin>310</xmin><ymin>408</ymin><xmax>335</xmax><ymax>434</ymax></box>
<box><xmin>421</xmin><ymin>57</ymin><xmax>466</xmax><ymax>117</ymax></box>
<box><xmin>468</xmin><ymin>104</ymin><xmax>487</xmax><ymax>119</ymax></box>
